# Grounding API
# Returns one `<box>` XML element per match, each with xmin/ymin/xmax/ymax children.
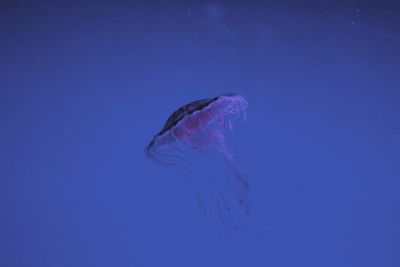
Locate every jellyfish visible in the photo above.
<box><xmin>145</xmin><ymin>93</ymin><xmax>249</xmax><ymax>227</ymax></box>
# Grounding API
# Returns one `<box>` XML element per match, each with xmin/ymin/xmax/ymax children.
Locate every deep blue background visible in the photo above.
<box><xmin>1</xmin><ymin>1</ymin><xmax>399</xmax><ymax>266</ymax></box>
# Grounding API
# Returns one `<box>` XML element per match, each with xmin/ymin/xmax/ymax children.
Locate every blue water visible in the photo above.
<box><xmin>1</xmin><ymin>1</ymin><xmax>399</xmax><ymax>267</ymax></box>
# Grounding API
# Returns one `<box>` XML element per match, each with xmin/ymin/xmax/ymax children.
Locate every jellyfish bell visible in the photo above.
<box><xmin>147</xmin><ymin>94</ymin><xmax>247</xmax><ymax>155</ymax></box>
<box><xmin>145</xmin><ymin>93</ymin><xmax>250</xmax><ymax>228</ymax></box>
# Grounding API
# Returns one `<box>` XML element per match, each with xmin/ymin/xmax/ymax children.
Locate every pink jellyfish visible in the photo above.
<box><xmin>146</xmin><ymin>93</ymin><xmax>250</xmax><ymax>226</ymax></box>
